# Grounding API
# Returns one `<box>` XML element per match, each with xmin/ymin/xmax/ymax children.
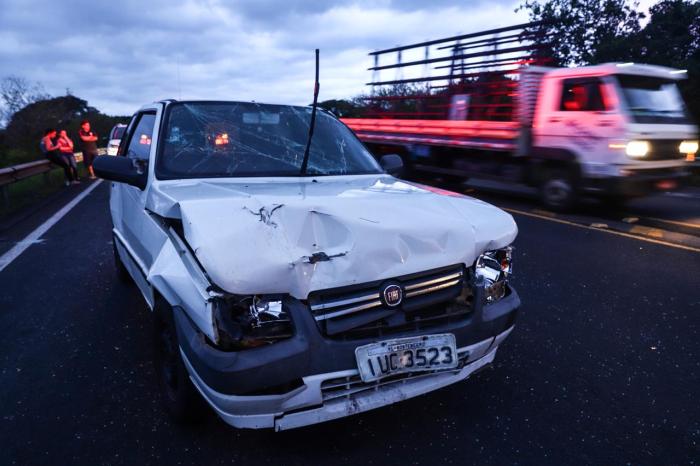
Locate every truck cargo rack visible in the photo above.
<box><xmin>363</xmin><ymin>21</ymin><xmax>552</xmax><ymax>122</ymax></box>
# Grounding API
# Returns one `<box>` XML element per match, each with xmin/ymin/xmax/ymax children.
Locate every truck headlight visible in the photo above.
<box><xmin>679</xmin><ymin>140</ymin><xmax>698</xmax><ymax>157</ymax></box>
<box><xmin>474</xmin><ymin>246</ymin><xmax>512</xmax><ymax>303</ymax></box>
<box><xmin>212</xmin><ymin>295</ymin><xmax>293</xmax><ymax>350</ymax></box>
<box><xmin>626</xmin><ymin>140</ymin><xmax>650</xmax><ymax>158</ymax></box>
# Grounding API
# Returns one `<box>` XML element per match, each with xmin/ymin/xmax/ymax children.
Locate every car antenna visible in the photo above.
<box><xmin>300</xmin><ymin>48</ymin><xmax>320</xmax><ymax>175</ymax></box>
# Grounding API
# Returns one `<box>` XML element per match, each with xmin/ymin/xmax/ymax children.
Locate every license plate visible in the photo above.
<box><xmin>355</xmin><ymin>334</ymin><xmax>459</xmax><ymax>382</ymax></box>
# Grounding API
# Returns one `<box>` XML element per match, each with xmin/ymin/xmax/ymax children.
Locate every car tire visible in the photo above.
<box><xmin>540</xmin><ymin>172</ymin><xmax>576</xmax><ymax>211</ymax></box>
<box><xmin>153</xmin><ymin>300</ymin><xmax>205</xmax><ymax>423</ymax></box>
<box><xmin>113</xmin><ymin>240</ymin><xmax>132</xmax><ymax>283</ymax></box>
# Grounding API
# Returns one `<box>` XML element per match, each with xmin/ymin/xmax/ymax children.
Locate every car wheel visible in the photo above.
<box><xmin>113</xmin><ymin>240</ymin><xmax>132</xmax><ymax>283</ymax></box>
<box><xmin>540</xmin><ymin>173</ymin><xmax>576</xmax><ymax>211</ymax></box>
<box><xmin>153</xmin><ymin>301</ymin><xmax>205</xmax><ymax>423</ymax></box>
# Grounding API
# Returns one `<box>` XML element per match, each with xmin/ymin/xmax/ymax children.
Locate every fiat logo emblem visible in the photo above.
<box><xmin>383</xmin><ymin>284</ymin><xmax>403</xmax><ymax>307</ymax></box>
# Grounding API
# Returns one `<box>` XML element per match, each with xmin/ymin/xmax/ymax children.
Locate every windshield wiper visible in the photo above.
<box><xmin>300</xmin><ymin>49</ymin><xmax>320</xmax><ymax>176</ymax></box>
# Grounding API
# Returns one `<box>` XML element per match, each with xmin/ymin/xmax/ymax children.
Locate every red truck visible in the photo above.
<box><xmin>341</xmin><ymin>22</ymin><xmax>697</xmax><ymax>209</ymax></box>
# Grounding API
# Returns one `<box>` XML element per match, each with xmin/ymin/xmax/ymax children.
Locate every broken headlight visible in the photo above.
<box><xmin>212</xmin><ymin>295</ymin><xmax>294</xmax><ymax>350</ymax></box>
<box><xmin>474</xmin><ymin>246</ymin><xmax>513</xmax><ymax>304</ymax></box>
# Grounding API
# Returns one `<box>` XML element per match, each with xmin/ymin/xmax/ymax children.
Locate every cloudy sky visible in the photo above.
<box><xmin>0</xmin><ymin>0</ymin><xmax>654</xmax><ymax>117</ymax></box>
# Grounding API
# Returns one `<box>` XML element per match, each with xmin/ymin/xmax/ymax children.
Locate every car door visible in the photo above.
<box><xmin>536</xmin><ymin>77</ymin><xmax>622</xmax><ymax>163</ymax></box>
<box><xmin>108</xmin><ymin>114</ymin><xmax>137</xmax><ymax>231</ymax></box>
<box><xmin>112</xmin><ymin>111</ymin><xmax>158</xmax><ymax>304</ymax></box>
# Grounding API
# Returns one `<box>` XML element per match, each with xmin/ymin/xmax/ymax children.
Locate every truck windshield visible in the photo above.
<box><xmin>615</xmin><ymin>75</ymin><xmax>691</xmax><ymax>124</ymax></box>
<box><xmin>156</xmin><ymin>102</ymin><xmax>382</xmax><ymax>179</ymax></box>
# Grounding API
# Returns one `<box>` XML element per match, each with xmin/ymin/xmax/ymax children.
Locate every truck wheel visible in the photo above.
<box><xmin>540</xmin><ymin>174</ymin><xmax>576</xmax><ymax>211</ymax></box>
<box><xmin>153</xmin><ymin>301</ymin><xmax>205</xmax><ymax>423</ymax></box>
<box><xmin>113</xmin><ymin>241</ymin><xmax>131</xmax><ymax>283</ymax></box>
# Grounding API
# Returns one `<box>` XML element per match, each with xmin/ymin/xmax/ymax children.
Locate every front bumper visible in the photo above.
<box><xmin>183</xmin><ymin>327</ymin><xmax>511</xmax><ymax>431</ymax></box>
<box><xmin>174</xmin><ymin>286</ymin><xmax>520</xmax><ymax>430</ymax></box>
<box><xmin>582</xmin><ymin>166</ymin><xmax>690</xmax><ymax>197</ymax></box>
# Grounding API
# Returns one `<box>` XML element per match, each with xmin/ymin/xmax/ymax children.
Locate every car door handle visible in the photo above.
<box><xmin>548</xmin><ymin>117</ymin><xmax>562</xmax><ymax>123</ymax></box>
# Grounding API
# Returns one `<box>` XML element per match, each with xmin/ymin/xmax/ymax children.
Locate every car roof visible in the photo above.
<box><xmin>156</xmin><ymin>99</ymin><xmax>312</xmax><ymax>109</ymax></box>
<box><xmin>134</xmin><ymin>100</ymin><xmax>330</xmax><ymax>117</ymax></box>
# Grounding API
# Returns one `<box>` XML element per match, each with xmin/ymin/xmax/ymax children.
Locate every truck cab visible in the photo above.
<box><xmin>532</xmin><ymin>63</ymin><xmax>697</xmax><ymax>202</ymax></box>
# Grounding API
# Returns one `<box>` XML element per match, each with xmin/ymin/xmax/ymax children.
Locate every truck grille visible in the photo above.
<box><xmin>646</xmin><ymin>140</ymin><xmax>687</xmax><ymax>161</ymax></box>
<box><xmin>307</xmin><ymin>265</ymin><xmax>472</xmax><ymax>339</ymax></box>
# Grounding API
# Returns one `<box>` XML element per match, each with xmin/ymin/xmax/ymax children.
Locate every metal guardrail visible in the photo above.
<box><xmin>0</xmin><ymin>149</ymin><xmax>106</xmax><ymax>209</ymax></box>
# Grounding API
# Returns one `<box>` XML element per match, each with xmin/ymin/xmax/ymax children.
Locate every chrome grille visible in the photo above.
<box><xmin>307</xmin><ymin>265</ymin><xmax>471</xmax><ymax>339</ymax></box>
<box><xmin>311</xmin><ymin>293</ymin><xmax>382</xmax><ymax>321</ymax></box>
<box><xmin>404</xmin><ymin>271</ymin><xmax>463</xmax><ymax>298</ymax></box>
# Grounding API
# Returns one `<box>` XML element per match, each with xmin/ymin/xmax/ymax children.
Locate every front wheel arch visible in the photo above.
<box><xmin>152</xmin><ymin>297</ymin><xmax>206</xmax><ymax>422</ymax></box>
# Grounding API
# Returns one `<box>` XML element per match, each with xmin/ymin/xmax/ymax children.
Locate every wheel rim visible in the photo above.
<box><xmin>543</xmin><ymin>179</ymin><xmax>572</xmax><ymax>207</ymax></box>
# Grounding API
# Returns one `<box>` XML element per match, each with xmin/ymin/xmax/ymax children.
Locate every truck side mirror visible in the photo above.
<box><xmin>93</xmin><ymin>155</ymin><xmax>148</xmax><ymax>190</ymax></box>
<box><xmin>379</xmin><ymin>154</ymin><xmax>404</xmax><ymax>177</ymax></box>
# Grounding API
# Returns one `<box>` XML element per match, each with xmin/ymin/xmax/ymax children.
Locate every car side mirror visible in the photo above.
<box><xmin>93</xmin><ymin>155</ymin><xmax>148</xmax><ymax>190</ymax></box>
<box><xmin>379</xmin><ymin>154</ymin><xmax>404</xmax><ymax>177</ymax></box>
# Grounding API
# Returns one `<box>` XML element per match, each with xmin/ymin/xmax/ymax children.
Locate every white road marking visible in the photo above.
<box><xmin>10</xmin><ymin>239</ymin><xmax>46</xmax><ymax>246</ymax></box>
<box><xmin>0</xmin><ymin>180</ymin><xmax>103</xmax><ymax>273</ymax></box>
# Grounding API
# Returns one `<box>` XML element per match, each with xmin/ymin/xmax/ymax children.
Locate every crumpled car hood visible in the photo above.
<box><xmin>148</xmin><ymin>175</ymin><xmax>517</xmax><ymax>298</ymax></box>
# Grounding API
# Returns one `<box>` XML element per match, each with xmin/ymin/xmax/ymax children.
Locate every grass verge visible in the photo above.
<box><xmin>0</xmin><ymin>165</ymin><xmax>90</xmax><ymax>222</ymax></box>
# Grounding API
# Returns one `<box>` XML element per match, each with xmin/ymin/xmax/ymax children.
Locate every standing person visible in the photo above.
<box><xmin>79</xmin><ymin>120</ymin><xmax>99</xmax><ymax>180</ymax></box>
<box><xmin>40</xmin><ymin>128</ymin><xmax>75</xmax><ymax>186</ymax></box>
<box><xmin>57</xmin><ymin>130</ymin><xmax>80</xmax><ymax>184</ymax></box>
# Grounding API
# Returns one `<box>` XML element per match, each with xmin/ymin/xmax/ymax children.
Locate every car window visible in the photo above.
<box><xmin>111</xmin><ymin>125</ymin><xmax>126</xmax><ymax>140</ymax></box>
<box><xmin>156</xmin><ymin>102</ymin><xmax>382</xmax><ymax>179</ymax></box>
<box><xmin>125</xmin><ymin>114</ymin><xmax>156</xmax><ymax>161</ymax></box>
<box><xmin>116</xmin><ymin>117</ymin><xmax>136</xmax><ymax>156</ymax></box>
<box><xmin>560</xmin><ymin>79</ymin><xmax>607</xmax><ymax>111</ymax></box>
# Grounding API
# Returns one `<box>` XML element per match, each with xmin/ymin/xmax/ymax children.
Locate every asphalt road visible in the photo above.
<box><xmin>1</xmin><ymin>181</ymin><xmax>698</xmax><ymax>465</ymax></box>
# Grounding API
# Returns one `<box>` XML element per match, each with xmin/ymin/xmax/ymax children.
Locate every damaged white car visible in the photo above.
<box><xmin>93</xmin><ymin>99</ymin><xmax>520</xmax><ymax>431</ymax></box>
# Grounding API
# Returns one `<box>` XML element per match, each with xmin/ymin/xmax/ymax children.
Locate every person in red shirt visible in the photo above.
<box><xmin>40</xmin><ymin>128</ymin><xmax>77</xmax><ymax>186</ymax></box>
<box><xmin>79</xmin><ymin>120</ymin><xmax>99</xmax><ymax>180</ymax></box>
<box><xmin>57</xmin><ymin>130</ymin><xmax>80</xmax><ymax>183</ymax></box>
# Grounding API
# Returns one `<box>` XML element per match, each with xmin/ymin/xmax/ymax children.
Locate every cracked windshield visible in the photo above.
<box><xmin>158</xmin><ymin>102</ymin><xmax>381</xmax><ymax>178</ymax></box>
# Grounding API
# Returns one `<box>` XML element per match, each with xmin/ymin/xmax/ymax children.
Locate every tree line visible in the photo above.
<box><xmin>0</xmin><ymin>76</ymin><xmax>129</xmax><ymax>168</ymax></box>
